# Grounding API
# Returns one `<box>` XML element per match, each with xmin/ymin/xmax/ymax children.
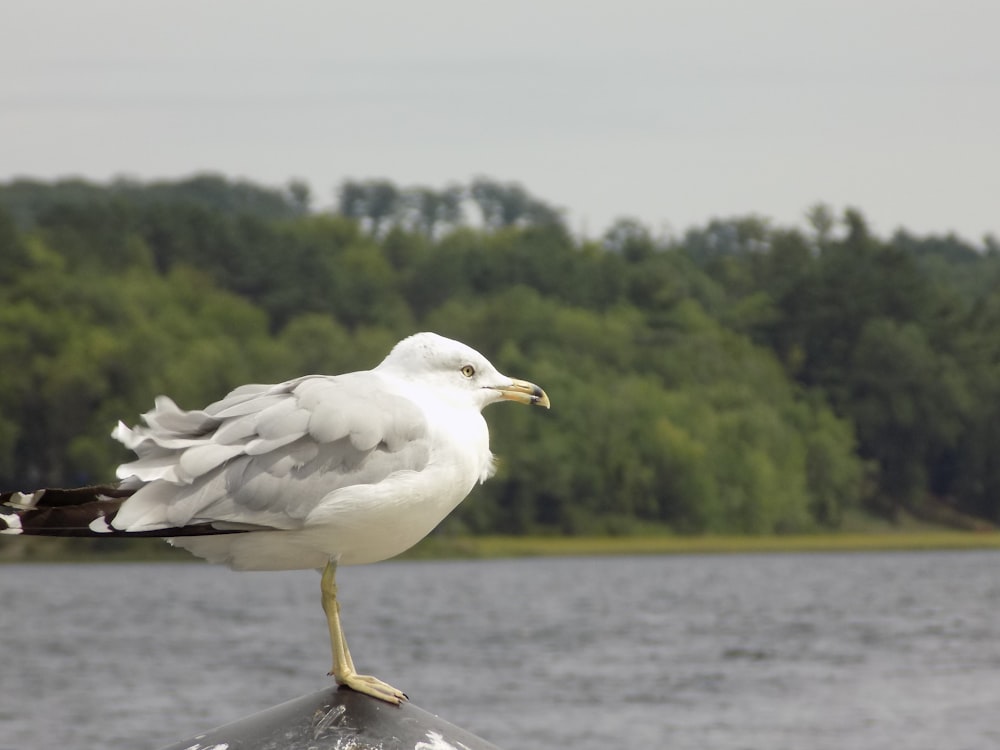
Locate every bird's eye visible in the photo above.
<box><xmin>461</xmin><ymin>365</ymin><xmax>476</xmax><ymax>378</ymax></box>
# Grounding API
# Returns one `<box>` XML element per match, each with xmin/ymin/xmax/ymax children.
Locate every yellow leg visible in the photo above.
<box><xmin>321</xmin><ymin>560</ymin><xmax>407</xmax><ymax>705</ymax></box>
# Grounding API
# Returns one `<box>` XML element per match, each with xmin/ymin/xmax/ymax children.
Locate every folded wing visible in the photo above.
<box><xmin>111</xmin><ymin>373</ymin><xmax>431</xmax><ymax>533</ymax></box>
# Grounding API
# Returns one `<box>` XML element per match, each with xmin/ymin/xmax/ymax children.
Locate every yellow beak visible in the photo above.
<box><xmin>492</xmin><ymin>379</ymin><xmax>551</xmax><ymax>409</ymax></box>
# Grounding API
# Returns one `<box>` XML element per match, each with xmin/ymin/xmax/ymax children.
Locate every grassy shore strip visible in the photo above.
<box><xmin>404</xmin><ymin>531</ymin><xmax>1000</xmax><ymax>559</ymax></box>
<box><xmin>4</xmin><ymin>530</ymin><xmax>1000</xmax><ymax>564</ymax></box>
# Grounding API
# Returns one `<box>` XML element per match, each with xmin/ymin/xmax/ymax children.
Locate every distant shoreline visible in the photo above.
<box><xmin>404</xmin><ymin>531</ymin><xmax>1000</xmax><ymax>559</ymax></box>
<box><xmin>4</xmin><ymin>530</ymin><xmax>1000</xmax><ymax>564</ymax></box>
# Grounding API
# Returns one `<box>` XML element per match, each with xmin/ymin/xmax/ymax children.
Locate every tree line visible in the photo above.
<box><xmin>1</xmin><ymin>174</ymin><xmax>998</xmax><ymax>537</ymax></box>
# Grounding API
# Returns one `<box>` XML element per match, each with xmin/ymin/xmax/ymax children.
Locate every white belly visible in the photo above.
<box><xmin>171</xmin><ymin>455</ymin><xmax>481</xmax><ymax>570</ymax></box>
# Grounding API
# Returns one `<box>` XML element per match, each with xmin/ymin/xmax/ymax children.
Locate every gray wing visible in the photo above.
<box><xmin>111</xmin><ymin>372</ymin><xmax>431</xmax><ymax>532</ymax></box>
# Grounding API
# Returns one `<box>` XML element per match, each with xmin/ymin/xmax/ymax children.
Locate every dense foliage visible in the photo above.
<box><xmin>1</xmin><ymin>175</ymin><xmax>998</xmax><ymax>535</ymax></box>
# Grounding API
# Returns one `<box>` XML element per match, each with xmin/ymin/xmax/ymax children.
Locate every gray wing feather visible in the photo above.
<box><xmin>256</xmin><ymin>403</ymin><xmax>310</xmax><ymax>440</ymax></box>
<box><xmin>245</xmin><ymin>431</ymin><xmax>306</xmax><ymax>456</ymax></box>
<box><xmin>222</xmin><ymin>383</ymin><xmax>273</xmax><ymax>399</ymax></box>
<box><xmin>116</xmin><ymin>449</ymin><xmax>180</xmax><ymax>484</ymax></box>
<box><xmin>210</xmin><ymin>393</ymin><xmax>288</xmax><ymax>420</ymax></box>
<box><xmin>178</xmin><ymin>443</ymin><xmax>247</xmax><ymax>482</ymax></box>
<box><xmin>234</xmin><ymin>436</ymin><xmax>321</xmax><ymax>479</ymax></box>
<box><xmin>213</xmin><ymin>414</ymin><xmax>260</xmax><ymax>444</ymax></box>
<box><xmin>142</xmin><ymin>396</ymin><xmax>215</xmax><ymax>434</ymax></box>
<box><xmin>111</xmin><ymin>373</ymin><xmax>431</xmax><ymax>532</ymax></box>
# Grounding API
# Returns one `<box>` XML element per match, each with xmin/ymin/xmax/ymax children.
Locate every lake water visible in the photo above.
<box><xmin>2</xmin><ymin>551</ymin><xmax>1000</xmax><ymax>750</ymax></box>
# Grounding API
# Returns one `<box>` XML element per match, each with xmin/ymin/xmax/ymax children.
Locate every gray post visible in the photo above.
<box><xmin>157</xmin><ymin>686</ymin><xmax>502</xmax><ymax>750</ymax></box>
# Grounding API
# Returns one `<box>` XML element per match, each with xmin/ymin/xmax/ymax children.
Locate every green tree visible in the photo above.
<box><xmin>402</xmin><ymin>185</ymin><xmax>464</xmax><ymax>238</ymax></box>
<box><xmin>469</xmin><ymin>177</ymin><xmax>564</xmax><ymax>230</ymax></box>
<box><xmin>336</xmin><ymin>179</ymin><xmax>402</xmax><ymax>237</ymax></box>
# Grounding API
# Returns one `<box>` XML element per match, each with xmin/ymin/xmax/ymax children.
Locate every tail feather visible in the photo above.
<box><xmin>0</xmin><ymin>485</ymin><xmax>241</xmax><ymax>538</ymax></box>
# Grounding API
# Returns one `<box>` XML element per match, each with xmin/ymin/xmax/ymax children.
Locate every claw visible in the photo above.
<box><xmin>335</xmin><ymin>672</ymin><xmax>408</xmax><ymax>705</ymax></box>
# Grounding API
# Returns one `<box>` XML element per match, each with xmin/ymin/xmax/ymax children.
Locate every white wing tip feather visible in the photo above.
<box><xmin>5</xmin><ymin>490</ymin><xmax>44</xmax><ymax>509</ymax></box>
<box><xmin>111</xmin><ymin>420</ymin><xmax>136</xmax><ymax>446</ymax></box>
<box><xmin>0</xmin><ymin>511</ymin><xmax>23</xmax><ymax>534</ymax></box>
<box><xmin>88</xmin><ymin>514</ymin><xmax>113</xmax><ymax>533</ymax></box>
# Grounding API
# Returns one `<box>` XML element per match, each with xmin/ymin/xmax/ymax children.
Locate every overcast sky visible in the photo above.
<box><xmin>2</xmin><ymin>0</ymin><xmax>997</xmax><ymax>241</ymax></box>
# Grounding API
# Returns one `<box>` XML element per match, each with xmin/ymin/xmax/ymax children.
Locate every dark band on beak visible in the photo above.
<box><xmin>492</xmin><ymin>379</ymin><xmax>551</xmax><ymax>409</ymax></box>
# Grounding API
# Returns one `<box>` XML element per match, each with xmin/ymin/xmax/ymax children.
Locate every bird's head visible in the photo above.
<box><xmin>376</xmin><ymin>332</ymin><xmax>550</xmax><ymax>412</ymax></box>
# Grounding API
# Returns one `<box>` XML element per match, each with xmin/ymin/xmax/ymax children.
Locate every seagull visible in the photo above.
<box><xmin>0</xmin><ymin>332</ymin><xmax>550</xmax><ymax>704</ymax></box>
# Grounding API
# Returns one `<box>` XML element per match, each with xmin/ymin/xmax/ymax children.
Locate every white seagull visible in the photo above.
<box><xmin>0</xmin><ymin>332</ymin><xmax>550</xmax><ymax>704</ymax></box>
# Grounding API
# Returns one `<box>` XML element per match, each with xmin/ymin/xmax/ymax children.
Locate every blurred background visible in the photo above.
<box><xmin>2</xmin><ymin>0</ymin><xmax>999</xmax><ymax>542</ymax></box>
<box><xmin>2</xmin><ymin>2</ymin><xmax>999</xmax><ymax>748</ymax></box>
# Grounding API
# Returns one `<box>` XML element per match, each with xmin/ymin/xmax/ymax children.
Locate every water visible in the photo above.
<box><xmin>2</xmin><ymin>551</ymin><xmax>1000</xmax><ymax>750</ymax></box>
